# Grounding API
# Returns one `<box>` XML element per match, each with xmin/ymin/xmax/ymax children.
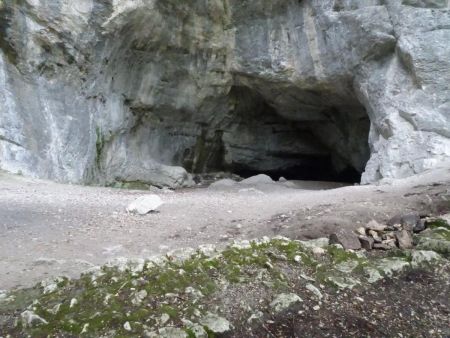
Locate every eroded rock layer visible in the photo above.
<box><xmin>0</xmin><ymin>0</ymin><xmax>449</xmax><ymax>187</ymax></box>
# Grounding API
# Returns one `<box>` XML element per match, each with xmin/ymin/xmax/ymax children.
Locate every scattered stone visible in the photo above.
<box><xmin>270</xmin><ymin>293</ymin><xmax>302</xmax><ymax>313</ymax></box>
<box><xmin>200</xmin><ymin>313</ymin><xmax>232</xmax><ymax>334</ymax></box>
<box><xmin>329</xmin><ymin>229</ymin><xmax>361</xmax><ymax>250</ymax></box>
<box><xmin>305</xmin><ymin>284</ymin><xmax>323</xmax><ymax>299</ymax></box>
<box><xmin>21</xmin><ymin>311</ymin><xmax>48</xmax><ymax>328</ymax></box>
<box><xmin>359</xmin><ymin>236</ymin><xmax>374</xmax><ymax>250</ymax></box>
<box><xmin>126</xmin><ymin>195</ymin><xmax>163</xmax><ymax>215</ymax></box>
<box><xmin>414</xmin><ymin>220</ymin><xmax>426</xmax><ymax>233</ymax></box>
<box><xmin>395</xmin><ymin>230</ymin><xmax>413</xmax><ymax>249</ymax></box>
<box><xmin>365</xmin><ymin>220</ymin><xmax>387</xmax><ymax>232</ymax></box>
<box><xmin>123</xmin><ymin>321</ymin><xmax>132</xmax><ymax>331</ymax></box>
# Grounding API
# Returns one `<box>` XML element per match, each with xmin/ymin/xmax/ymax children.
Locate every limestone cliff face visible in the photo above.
<box><xmin>0</xmin><ymin>0</ymin><xmax>449</xmax><ymax>187</ymax></box>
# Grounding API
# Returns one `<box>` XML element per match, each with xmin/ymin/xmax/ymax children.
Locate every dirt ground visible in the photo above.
<box><xmin>1</xmin><ymin>165</ymin><xmax>450</xmax><ymax>291</ymax></box>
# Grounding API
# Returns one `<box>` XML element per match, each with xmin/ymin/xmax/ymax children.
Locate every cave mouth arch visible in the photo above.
<box><xmin>183</xmin><ymin>85</ymin><xmax>371</xmax><ymax>184</ymax></box>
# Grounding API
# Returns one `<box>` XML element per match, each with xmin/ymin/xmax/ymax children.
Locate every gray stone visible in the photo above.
<box><xmin>126</xmin><ymin>195</ymin><xmax>163</xmax><ymax>215</ymax></box>
<box><xmin>359</xmin><ymin>236</ymin><xmax>374</xmax><ymax>250</ymax></box>
<box><xmin>240</xmin><ymin>174</ymin><xmax>274</xmax><ymax>185</ymax></box>
<box><xmin>365</xmin><ymin>220</ymin><xmax>387</xmax><ymax>232</ymax></box>
<box><xmin>270</xmin><ymin>293</ymin><xmax>303</xmax><ymax>313</ymax></box>
<box><xmin>395</xmin><ymin>230</ymin><xmax>413</xmax><ymax>249</ymax></box>
<box><xmin>330</xmin><ymin>229</ymin><xmax>362</xmax><ymax>250</ymax></box>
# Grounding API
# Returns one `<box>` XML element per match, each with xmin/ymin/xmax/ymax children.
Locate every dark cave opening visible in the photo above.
<box><xmin>183</xmin><ymin>85</ymin><xmax>371</xmax><ymax>184</ymax></box>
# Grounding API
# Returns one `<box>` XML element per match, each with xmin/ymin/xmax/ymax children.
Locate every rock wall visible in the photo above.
<box><xmin>0</xmin><ymin>0</ymin><xmax>449</xmax><ymax>187</ymax></box>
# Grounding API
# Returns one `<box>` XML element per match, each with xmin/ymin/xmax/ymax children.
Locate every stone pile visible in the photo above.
<box><xmin>331</xmin><ymin>213</ymin><xmax>427</xmax><ymax>251</ymax></box>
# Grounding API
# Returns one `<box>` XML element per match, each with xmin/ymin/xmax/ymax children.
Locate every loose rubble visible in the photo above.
<box><xmin>330</xmin><ymin>214</ymin><xmax>447</xmax><ymax>253</ymax></box>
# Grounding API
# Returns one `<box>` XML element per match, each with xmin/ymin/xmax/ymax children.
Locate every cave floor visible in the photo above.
<box><xmin>0</xmin><ymin>166</ymin><xmax>449</xmax><ymax>290</ymax></box>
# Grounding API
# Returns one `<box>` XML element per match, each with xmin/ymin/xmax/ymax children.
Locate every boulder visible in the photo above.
<box><xmin>126</xmin><ymin>195</ymin><xmax>163</xmax><ymax>215</ymax></box>
<box><xmin>365</xmin><ymin>220</ymin><xmax>387</xmax><ymax>232</ymax></box>
<box><xmin>359</xmin><ymin>236</ymin><xmax>375</xmax><ymax>250</ymax></box>
<box><xmin>240</xmin><ymin>174</ymin><xmax>274</xmax><ymax>185</ymax></box>
<box><xmin>395</xmin><ymin>230</ymin><xmax>413</xmax><ymax>249</ymax></box>
<box><xmin>329</xmin><ymin>229</ymin><xmax>362</xmax><ymax>250</ymax></box>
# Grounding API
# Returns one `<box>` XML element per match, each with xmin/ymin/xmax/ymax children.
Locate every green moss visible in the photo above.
<box><xmin>326</xmin><ymin>245</ymin><xmax>359</xmax><ymax>264</ymax></box>
<box><xmin>427</xmin><ymin>219</ymin><xmax>450</xmax><ymax>231</ymax></box>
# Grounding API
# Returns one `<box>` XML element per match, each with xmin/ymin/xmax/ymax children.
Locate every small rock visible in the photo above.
<box><xmin>365</xmin><ymin>220</ymin><xmax>387</xmax><ymax>232</ymax></box>
<box><xmin>305</xmin><ymin>284</ymin><xmax>323</xmax><ymax>299</ymax></box>
<box><xmin>126</xmin><ymin>195</ymin><xmax>163</xmax><ymax>215</ymax></box>
<box><xmin>270</xmin><ymin>293</ymin><xmax>302</xmax><ymax>313</ymax></box>
<box><xmin>329</xmin><ymin>229</ymin><xmax>361</xmax><ymax>250</ymax></box>
<box><xmin>359</xmin><ymin>236</ymin><xmax>374</xmax><ymax>250</ymax></box>
<box><xmin>395</xmin><ymin>230</ymin><xmax>413</xmax><ymax>249</ymax></box>
<box><xmin>355</xmin><ymin>227</ymin><xmax>366</xmax><ymax>236</ymax></box>
<box><xmin>124</xmin><ymin>321</ymin><xmax>132</xmax><ymax>331</ymax></box>
<box><xmin>70</xmin><ymin>298</ymin><xmax>78</xmax><ymax>308</ymax></box>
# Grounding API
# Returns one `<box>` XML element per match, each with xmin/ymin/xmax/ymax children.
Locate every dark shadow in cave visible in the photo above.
<box><xmin>204</xmin><ymin>86</ymin><xmax>371</xmax><ymax>184</ymax></box>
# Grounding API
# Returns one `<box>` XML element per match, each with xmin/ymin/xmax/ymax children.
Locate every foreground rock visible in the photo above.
<box><xmin>126</xmin><ymin>195</ymin><xmax>163</xmax><ymax>215</ymax></box>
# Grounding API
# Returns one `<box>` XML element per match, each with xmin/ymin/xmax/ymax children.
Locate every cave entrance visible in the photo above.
<box><xmin>183</xmin><ymin>86</ymin><xmax>371</xmax><ymax>184</ymax></box>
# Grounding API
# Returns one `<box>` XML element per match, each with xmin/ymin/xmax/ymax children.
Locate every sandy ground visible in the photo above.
<box><xmin>1</xmin><ymin>166</ymin><xmax>450</xmax><ymax>290</ymax></box>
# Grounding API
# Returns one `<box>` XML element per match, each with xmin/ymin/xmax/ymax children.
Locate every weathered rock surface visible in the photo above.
<box><xmin>1</xmin><ymin>1</ymin><xmax>450</xmax><ymax>187</ymax></box>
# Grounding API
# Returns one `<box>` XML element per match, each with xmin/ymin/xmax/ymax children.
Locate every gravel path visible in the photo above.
<box><xmin>1</xmin><ymin>166</ymin><xmax>449</xmax><ymax>290</ymax></box>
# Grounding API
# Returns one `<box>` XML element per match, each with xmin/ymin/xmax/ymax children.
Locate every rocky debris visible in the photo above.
<box><xmin>329</xmin><ymin>229</ymin><xmax>362</xmax><ymax>250</ymax></box>
<box><xmin>395</xmin><ymin>230</ymin><xmax>413</xmax><ymax>249</ymax></box>
<box><xmin>357</xmin><ymin>215</ymin><xmax>429</xmax><ymax>251</ymax></box>
<box><xmin>126</xmin><ymin>195</ymin><xmax>163</xmax><ymax>215</ymax></box>
<box><xmin>358</xmin><ymin>236</ymin><xmax>374</xmax><ymax>250</ymax></box>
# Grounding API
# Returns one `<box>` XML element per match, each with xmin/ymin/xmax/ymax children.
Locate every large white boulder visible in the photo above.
<box><xmin>126</xmin><ymin>195</ymin><xmax>163</xmax><ymax>215</ymax></box>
